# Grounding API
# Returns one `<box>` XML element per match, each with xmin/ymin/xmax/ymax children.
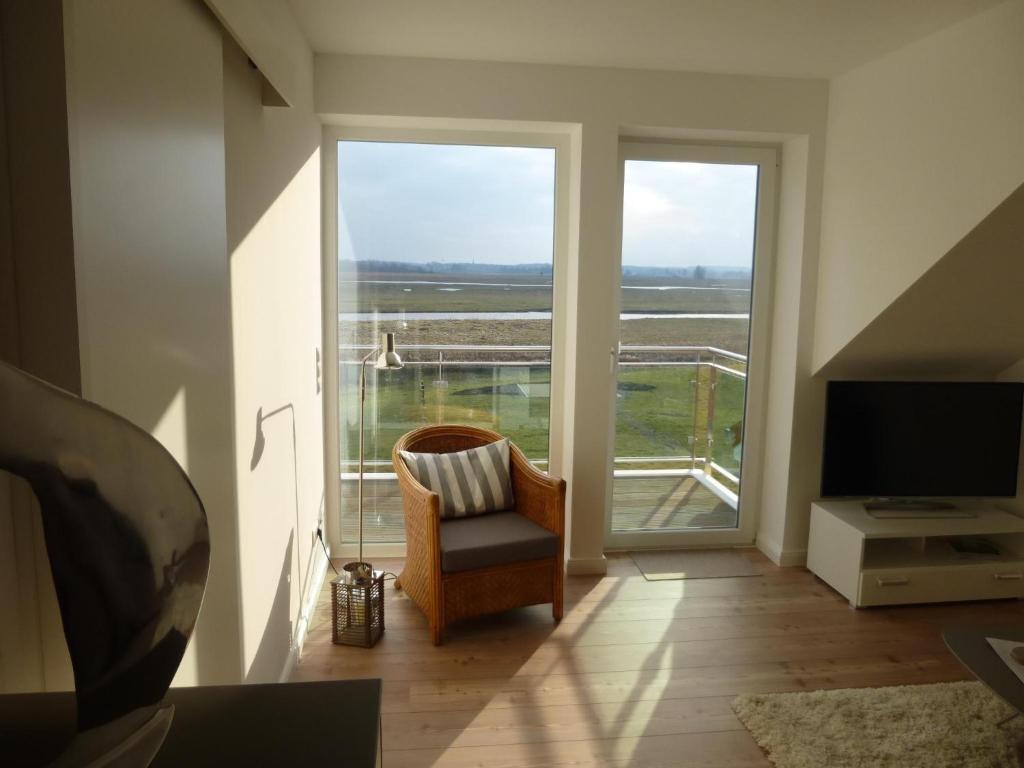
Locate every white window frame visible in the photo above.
<box><xmin>321</xmin><ymin>123</ymin><xmax>574</xmax><ymax>558</ymax></box>
<box><xmin>605</xmin><ymin>141</ymin><xmax>778</xmax><ymax>550</ymax></box>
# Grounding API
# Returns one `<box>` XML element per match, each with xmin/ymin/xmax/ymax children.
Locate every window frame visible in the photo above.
<box><xmin>604</xmin><ymin>141</ymin><xmax>779</xmax><ymax>549</ymax></box>
<box><xmin>321</xmin><ymin>124</ymin><xmax>573</xmax><ymax>557</ymax></box>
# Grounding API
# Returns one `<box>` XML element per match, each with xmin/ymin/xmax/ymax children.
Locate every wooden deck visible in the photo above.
<box><xmin>295</xmin><ymin>550</ymin><xmax>1024</xmax><ymax>767</ymax></box>
<box><xmin>340</xmin><ymin>475</ymin><xmax>736</xmax><ymax>542</ymax></box>
<box><xmin>611</xmin><ymin>475</ymin><xmax>736</xmax><ymax>530</ymax></box>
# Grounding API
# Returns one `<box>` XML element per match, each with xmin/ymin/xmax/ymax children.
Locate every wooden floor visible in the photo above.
<box><xmin>342</xmin><ymin>475</ymin><xmax>736</xmax><ymax>542</ymax></box>
<box><xmin>294</xmin><ymin>551</ymin><xmax>1024</xmax><ymax>767</ymax></box>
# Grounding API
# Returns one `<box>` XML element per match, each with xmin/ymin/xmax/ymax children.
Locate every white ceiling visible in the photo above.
<box><xmin>287</xmin><ymin>0</ymin><xmax>1004</xmax><ymax>79</ymax></box>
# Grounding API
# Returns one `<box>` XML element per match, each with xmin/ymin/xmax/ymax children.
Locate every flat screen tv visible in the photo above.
<box><xmin>821</xmin><ymin>381</ymin><xmax>1024</xmax><ymax>499</ymax></box>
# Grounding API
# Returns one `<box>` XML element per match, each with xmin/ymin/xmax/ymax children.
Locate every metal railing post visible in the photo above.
<box><xmin>705</xmin><ymin>355</ymin><xmax>718</xmax><ymax>481</ymax></box>
<box><xmin>690</xmin><ymin>349</ymin><xmax>701</xmax><ymax>472</ymax></box>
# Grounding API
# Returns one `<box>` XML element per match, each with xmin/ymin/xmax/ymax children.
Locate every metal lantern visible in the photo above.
<box><xmin>331</xmin><ymin>571</ymin><xmax>385</xmax><ymax>648</ymax></box>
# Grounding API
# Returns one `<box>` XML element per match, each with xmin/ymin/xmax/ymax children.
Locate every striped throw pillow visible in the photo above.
<box><xmin>400</xmin><ymin>438</ymin><xmax>514</xmax><ymax>519</ymax></box>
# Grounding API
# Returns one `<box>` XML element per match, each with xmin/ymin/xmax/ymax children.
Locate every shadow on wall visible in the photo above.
<box><xmin>49</xmin><ymin>0</ymin><xmax>324</xmax><ymax>690</ymax></box>
<box><xmin>222</xmin><ymin>32</ymin><xmax>320</xmax><ymax>257</ymax></box>
<box><xmin>817</xmin><ymin>180</ymin><xmax>1024</xmax><ymax>380</ymax></box>
<box><xmin>222</xmin><ymin>28</ymin><xmax>323</xmax><ymax>685</ymax></box>
<box><xmin>246</xmin><ymin>532</ymin><xmax>294</xmax><ymax>683</ymax></box>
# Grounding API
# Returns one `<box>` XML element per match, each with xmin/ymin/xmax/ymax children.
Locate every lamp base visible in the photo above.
<box><xmin>342</xmin><ymin>561</ymin><xmax>373</xmax><ymax>584</ymax></box>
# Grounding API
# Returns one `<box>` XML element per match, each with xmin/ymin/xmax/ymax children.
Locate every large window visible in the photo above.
<box><xmin>336</xmin><ymin>141</ymin><xmax>557</xmax><ymax>544</ymax></box>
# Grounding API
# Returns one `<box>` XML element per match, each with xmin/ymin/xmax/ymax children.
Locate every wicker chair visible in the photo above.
<box><xmin>392</xmin><ymin>424</ymin><xmax>565</xmax><ymax>645</ymax></box>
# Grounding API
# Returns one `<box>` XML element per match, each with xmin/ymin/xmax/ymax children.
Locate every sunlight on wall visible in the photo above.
<box><xmin>228</xmin><ymin>134</ymin><xmax>323</xmax><ymax>681</ymax></box>
<box><xmin>150</xmin><ymin>387</ymin><xmax>199</xmax><ymax>686</ymax></box>
<box><xmin>152</xmin><ymin>387</ymin><xmax>189</xmax><ymax>472</ymax></box>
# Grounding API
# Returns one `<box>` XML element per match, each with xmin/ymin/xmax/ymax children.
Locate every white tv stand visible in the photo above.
<box><xmin>807</xmin><ymin>501</ymin><xmax>1024</xmax><ymax>607</ymax></box>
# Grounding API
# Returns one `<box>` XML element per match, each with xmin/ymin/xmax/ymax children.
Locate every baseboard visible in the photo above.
<box><xmin>777</xmin><ymin>549</ymin><xmax>807</xmax><ymax>567</ymax></box>
<box><xmin>756</xmin><ymin>534</ymin><xmax>807</xmax><ymax>567</ymax></box>
<box><xmin>281</xmin><ymin>538</ymin><xmax>331</xmax><ymax>683</ymax></box>
<box><xmin>566</xmin><ymin>555</ymin><xmax>608</xmax><ymax>575</ymax></box>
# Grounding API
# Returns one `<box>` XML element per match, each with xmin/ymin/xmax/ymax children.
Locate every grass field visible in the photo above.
<box><xmin>343</xmin><ymin>362</ymin><xmax>745</xmax><ymax>476</ymax></box>
<box><xmin>339</xmin><ymin>269</ymin><xmax>749</xmax><ymax>480</ymax></box>
<box><xmin>339</xmin><ymin>271</ymin><xmax>751</xmax><ymax>314</ymax></box>
<box><xmin>341</xmin><ymin>317</ymin><xmax>749</xmax><ymax>354</ymax></box>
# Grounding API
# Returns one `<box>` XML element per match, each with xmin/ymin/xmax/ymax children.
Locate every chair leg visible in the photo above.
<box><xmin>553</xmin><ymin>567</ymin><xmax>564</xmax><ymax>621</ymax></box>
<box><xmin>430</xmin><ymin>620</ymin><xmax>443</xmax><ymax>646</ymax></box>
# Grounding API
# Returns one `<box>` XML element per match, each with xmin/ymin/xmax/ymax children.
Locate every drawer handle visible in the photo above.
<box><xmin>993</xmin><ymin>573</ymin><xmax>1023</xmax><ymax>581</ymax></box>
<box><xmin>876</xmin><ymin>577</ymin><xmax>910</xmax><ymax>587</ymax></box>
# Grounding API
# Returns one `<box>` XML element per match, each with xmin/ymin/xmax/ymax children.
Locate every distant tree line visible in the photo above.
<box><xmin>339</xmin><ymin>259</ymin><xmax>752</xmax><ymax>280</ymax></box>
<box><xmin>615</xmin><ymin>264</ymin><xmax>751</xmax><ymax>279</ymax></box>
<box><xmin>339</xmin><ymin>259</ymin><xmax>552</xmax><ymax>275</ymax></box>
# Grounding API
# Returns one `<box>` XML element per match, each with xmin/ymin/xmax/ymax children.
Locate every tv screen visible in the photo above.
<box><xmin>821</xmin><ymin>381</ymin><xmax>1024</xmax><ymax>499</ymax></box>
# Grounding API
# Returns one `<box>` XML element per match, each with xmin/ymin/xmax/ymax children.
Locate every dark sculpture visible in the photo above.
<box><xmin>0</xmin><ymin>361</ymin><xmax>210</xmax><ymax>767</ymax></box>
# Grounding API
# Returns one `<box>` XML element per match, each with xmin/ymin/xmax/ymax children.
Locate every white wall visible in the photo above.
<box><xmin>814</xmin><ymin>0</ymin><xmax>1024</xmax><ymax>372</ymax></box>
<box><xmin>315</xmin><ymin>54</ymin><xmax>829</xmax><ymax>568</ymax></box>
<box><xmin>206</xmin><ymin>0</ymin><xmax>309</xmax><ymax>107</ymax></box>
<box><xmin>755</xmin><ymin>136</ymin><xmax>828</xmax><ymax>566</ymax></box>
<box><xmin>64</xmin><ymin>0</ymin><xmax>242</xmax><ymax>685</ymax></box>
<box><xmin>64</xmin><ymin>0</ymin><xmax>325</xmax><ymax>687</ymax></box>
<box><xmin>222</xmin><ymin>27</ymin><xmax>325</xmax><ymax>682</ymax></box>
<box><xmin>818</xmin><ymin>181</ymin><xmax>1024</xmax><ymax>379</ymax></box>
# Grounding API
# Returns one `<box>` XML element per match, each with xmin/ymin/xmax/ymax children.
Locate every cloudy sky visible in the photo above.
<box><xmin>622</xmin><ymin>159</ymin><xmax>757</xmax><ymax>268</ymax></box>
<box><xmin>338</xmin><ymin>141</ymin><xmax>757</xmax><ymax>268</ymax></box>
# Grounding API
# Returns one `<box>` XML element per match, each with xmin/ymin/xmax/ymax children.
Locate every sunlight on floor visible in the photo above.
<box><xmin>293</xmin><ymin>549</ymin><xmax>1010</xmax><ymax>767</ymax></box>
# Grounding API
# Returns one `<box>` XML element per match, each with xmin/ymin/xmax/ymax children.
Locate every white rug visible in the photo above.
<box><xmin>733</xmin><ymin>681</ymin><xmax>1024</xmax><ymax>768</ymax></box>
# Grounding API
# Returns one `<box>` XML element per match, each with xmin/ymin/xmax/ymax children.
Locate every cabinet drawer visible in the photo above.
<box><xmin>858</xmin><ymin>562</ymin><xmax>1024</xmax><ymax>607</ymax></box>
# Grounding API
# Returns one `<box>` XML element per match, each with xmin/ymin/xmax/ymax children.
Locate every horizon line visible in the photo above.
<box><xmin>338</xmin><ymin>258</ymin><xmax>753</xmax><ymax>271</ymax></box>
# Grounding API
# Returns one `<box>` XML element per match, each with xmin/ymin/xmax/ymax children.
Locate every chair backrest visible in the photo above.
<box><xmin>394</xmin><ymin>424</ymin><xmax>506</xmax><ymax>456</ymax></box>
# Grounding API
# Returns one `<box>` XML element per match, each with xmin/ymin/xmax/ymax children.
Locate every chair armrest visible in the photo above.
<box><xmin>509</xmin><ymin>446</ymin><xmax>565</xmax><ymax>537</ymax></box>
<box><xmin>392</xmin><ymin>449</ymin><xmax>439</xmax><ymax>513</ymax></box>
<box><xmin>391</xmin><ymin>448</ymin><xmax>442</xmax><ymax>590</ymax></box>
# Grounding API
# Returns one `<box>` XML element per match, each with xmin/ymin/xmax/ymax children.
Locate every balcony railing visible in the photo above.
<box><xmin>338</xmin><ymin>344</ymin><xmax>747</xmax><ymax>542</ymax></box>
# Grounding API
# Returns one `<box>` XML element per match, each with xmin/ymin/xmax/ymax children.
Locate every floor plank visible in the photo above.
<box><xmin>295</xmin><ymin>550</ymin><xmax>1024</xmax><ymax>767</ymax></box>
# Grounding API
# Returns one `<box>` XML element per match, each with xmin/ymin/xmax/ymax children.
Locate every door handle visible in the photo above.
<box><xmin>993</xmin><ymin>573</ymin><xmax>1023</xmax><ymax>581</ymax></box>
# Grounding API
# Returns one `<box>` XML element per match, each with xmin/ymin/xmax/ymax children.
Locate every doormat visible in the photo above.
<box><xmin>630</xmin><ymin>548</ymin><xmax>760</xmax><ymax>580</ymax></box>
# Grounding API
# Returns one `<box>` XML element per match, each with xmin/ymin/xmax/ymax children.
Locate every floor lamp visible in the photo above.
<box><xmin>345</xmin><ymin>332</ymin><xmax>402</xmax><ymax>582</ymax></box>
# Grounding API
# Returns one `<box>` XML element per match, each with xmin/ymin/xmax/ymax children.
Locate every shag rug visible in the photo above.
<box><xmin>732</xmin><ymin>681</ymin><xmax>1024</xmax><ymax>768</ymax></box>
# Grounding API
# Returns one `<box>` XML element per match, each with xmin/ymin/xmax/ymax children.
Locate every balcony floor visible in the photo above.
<box><xmin>341</xmin><ymin>474</ymin><xmax>737</xmax><ymax>543</ymax></box>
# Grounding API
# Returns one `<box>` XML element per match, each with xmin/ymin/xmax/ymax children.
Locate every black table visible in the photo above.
<box><xmin>944</xmin><ymin>626</ymin><xmax>1024</xmax><ymax>715</ymax></box>
<box><xmin>0</xmin><ymin>679</ymin><xmax>382</xmax><ymax>767</ymax></box>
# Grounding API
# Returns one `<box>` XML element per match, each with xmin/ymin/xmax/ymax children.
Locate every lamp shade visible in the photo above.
<box><xmin>374</xmin><ymin>332</ymin><xmax>402</xmax><ymax>370</ymax></box>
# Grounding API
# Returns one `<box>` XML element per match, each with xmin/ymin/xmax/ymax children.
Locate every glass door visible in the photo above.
<box><xmin>333</xmin><ymin>138</ymin><xmax>560</xmax><ymax>549</ymax></box>
<box><xmin>607</xmin><ymin>143</ymin><xmax>776</xmax><ymax>548</ymax></box>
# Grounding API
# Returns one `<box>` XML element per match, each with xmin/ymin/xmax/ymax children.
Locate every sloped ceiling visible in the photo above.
<box><xmin>817</xmin><ymin>181</ymin><xmax>1024</xmax><ymax>380</ymax></box>
<box><xmin>287</xmin><ymin>0</ymin><xmax>1003</xmax><ymax>79</ymax></box>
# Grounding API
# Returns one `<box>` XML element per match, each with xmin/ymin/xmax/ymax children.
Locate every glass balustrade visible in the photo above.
<box><xmin>339</xmin><ymin>344</ymin><xmax>745</xmax><ymax>543</ymax></box>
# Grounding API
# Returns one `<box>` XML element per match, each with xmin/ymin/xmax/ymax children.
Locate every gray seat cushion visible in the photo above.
<box><xmin>439</xmin><ymin>511</ymin><xmax>560</xmax><ymax>573</ymax></box>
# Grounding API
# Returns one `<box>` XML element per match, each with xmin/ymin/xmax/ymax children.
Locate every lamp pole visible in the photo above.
<box><xmin>357</xmin><ymin>347</ymin><xmax>375</xmax><ymax>568</ymax></box>
<box><xmin>353</xmin><ymin>332</ymin><xmax>402</xmax><ymax>574</ymax></box>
